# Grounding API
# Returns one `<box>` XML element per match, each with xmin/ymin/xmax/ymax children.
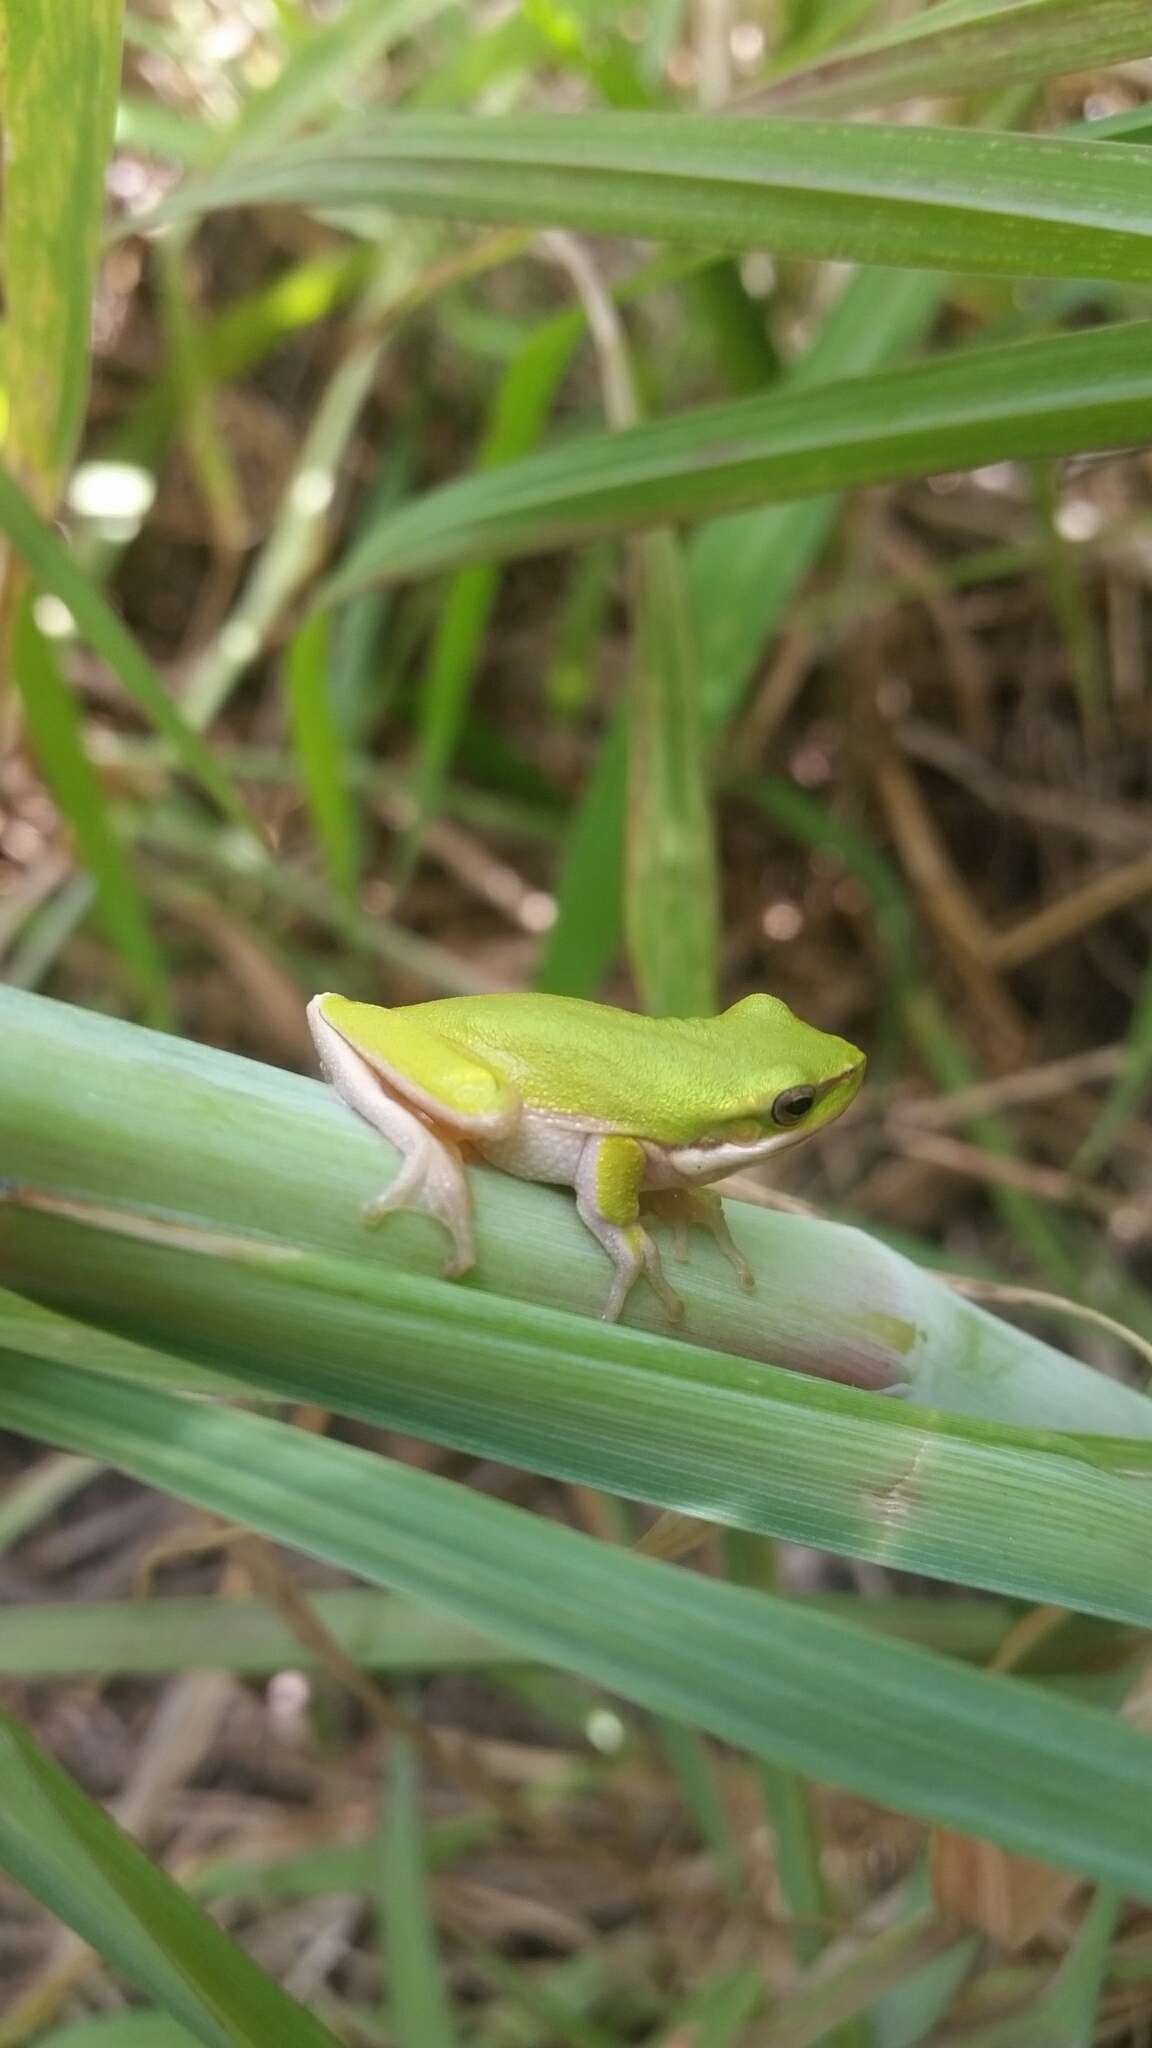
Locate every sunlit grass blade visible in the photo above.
<box><xmin>154</xmin><ymin>114</ymin><xmax>1152</xmax><ymax>286</ymax></box>
<box><xmin>0</xmin><ymin>468</ymin><xmax>260</xmax><ymax>839</ymax></box>
<box><xmin>626</xmin><ymin>529</ymin><xmax>718</xmax><ymax>1014</ymax></box>
<box><xmin>319</xmin><ymin>320</ymin><xmax>1152</xmax><ymax>593</ymax></box>
<box><xmin>391</xmin><ymin>314</ymin><xmax>580</xmax><ymax>887</ymax></box>
<box><xmin>752</xmin><ymin>0</ymin><xmax>1152</xmax><ymax>116</ymax></box>
<box><xmin>285</xmin><ymin>611</ymin><xmax>363</xmax><ymax>906</ymax></box>
<box><xmin>3</xmin><ymin>1350</ymin><xmax>1152</xmax><ymax>1896</ymax></box>
<box><xmin>378</xmin><ymin>1740</ymin><xmax>459</xmax><ymax>2047</ymax></box>
<box><xmin>12</xmin><ymin>604</ymin><xmax>172</xmax><ymax>1025</ymax></box>
<box><xmin>0</xmin><ymin>1708</ymin><xmax>343</xmax><ymax>2048</ymax></box>
<box><xmin>0</xmin><ymin>0</ymin><xmax>122</xmax><ymax>508</ymax></box>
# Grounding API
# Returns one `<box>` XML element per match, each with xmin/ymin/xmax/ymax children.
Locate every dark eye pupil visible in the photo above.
<box><xmin>772</xmin><ymin>1086</ymin><xmax>816</xmax><ymax>1126</ymax></box>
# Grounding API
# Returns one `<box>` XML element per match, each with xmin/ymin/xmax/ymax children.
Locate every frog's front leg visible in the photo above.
<box><xmin>308</xmin><ymin>996</ymin><xmax>515</xmax><ymax>1276</ymax></box>
<box><xmin>576</xmin><ymin>1135</ymin><xmax>684</xmax><ymax>1323</ymax></box>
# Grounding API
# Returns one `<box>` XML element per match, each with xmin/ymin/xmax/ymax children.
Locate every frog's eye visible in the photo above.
<box><xmin>771</xmin><ymin>1084</ymin><xmax>817</xmax><ymax>1127</ymax></box>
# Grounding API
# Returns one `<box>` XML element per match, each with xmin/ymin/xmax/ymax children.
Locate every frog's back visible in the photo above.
<box><xmin>409</xmin><ymin>992</ymin><xmax>802</xmax><ymax>1143</ymax></box>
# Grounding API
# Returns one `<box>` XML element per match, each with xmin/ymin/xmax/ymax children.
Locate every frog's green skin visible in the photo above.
<box><xmin>308</xmin><ymin>991</ymin><xmax>865</xmax><ymax>1322</ymax></box>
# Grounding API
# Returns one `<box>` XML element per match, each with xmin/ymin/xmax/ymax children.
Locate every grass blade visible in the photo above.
<box><xmin>155</xmin><ymin>115</ymin><xmax>1152</xmax><ymax>286</ymax></box>
<box><xmin>12</xmin><ymin>603</ymin><xmax>172</xmax><ymax>1024</ymax></box>
<box><xmin>753</xmin><ymin>0</ymin><xmax>1152</xmax><ymax>117</ymax></box>
<box><xmin>285</xmin><ymin>610</ymin><xmax>363</xmax><ymax>906</ymax></box>
<box><xmin>0</xmin><ymin>0</ymin><xmax>122</xmax><ymax>507</ymax></box>
<box><xmin>379</xmin><ymin>1740</ymin><xmax>459</xmax><ymax>2046</ymax></box>
<box><xmin>2</xmin><ymin>1348</ymin><xmax>1152</xmax><ymax>1897</ymax></box>
<box><xmin>319</xmin><ymin>320</ymin><xmax>1152</xmax><ymax>593</ymax></box>
<box><xmin>0</xmin><ymin>1708</ymin><xmax>343</xmax><ymax>2048</ymax></box>
<box><xmin>0</xmin><ymin>467</ymin><xmax>260</xmax><ymax>838</ymax></box>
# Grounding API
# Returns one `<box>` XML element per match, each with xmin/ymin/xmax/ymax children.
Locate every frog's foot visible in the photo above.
<box><xmin>310</xmin><ymin>1007</ymin><xmax>476</xmax><ymax>1274</ymax></box>
<box><xmin>644</xmin><ymin>1186</ymin><xmax>754</xmax><ymax>1293</ymax></box>
<box><xmin>361</xmin><ymin>1128</ymin><xmax>474</xmax><ymax>1277</ymax></box>
<box><xmin>576</xmin><ymin>1136</ymin><xmax>684</xmax><ymax>1323</ymax></box>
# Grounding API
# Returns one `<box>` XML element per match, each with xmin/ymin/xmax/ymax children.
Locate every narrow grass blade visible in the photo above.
<box><xmin>0</xmin><ymin>1588</ymin><xmax>507</xmax><ymax>1679</ymax></box>
<box><xmin>319</xmin><ymin>320</ymin><xmax>1152</xmax><ymax>593</ymax></box>
<box><xmin>393</xmin><ymin>314</ymin><xmax>579</xmax><ymax>886</ymax></box>
<box><xmin>0</xmin><ymin>0</ymin><xmax>122</xmax><ymax>506</ymax></box>
<box><xmin>285</xmin><ymin>610</ymin><xmax>363</xmax><ymax>905</ymax></box>
<box><xmin>35</xmin><ymin>2022</ymin><xmax>195</xmax><ymax>2048</ymax></box>
<box><xmin>0</xmin><ymin>1455</ymin><xmax>101</xmax><ymax>1557</ymax></box>
<box><xmin>12</xmin><ymin>605</ymin><xmax>172</xmax><ymax>1023</ymax></box>
<box><xmin>0</xmin><ymin>1708</ymin><xmax>343</xmax><ymax>2048</ymax></box>
<box><xmin>533</xmin><ymin>685</ymin><xmax>627</xmax><ymax>997</ymax></box>
<box><xmin>626</xmin><ymin>529</ymin><xmax>718</xmax><ymax>1015</ymax></box>
<box><xmin>1074</xmin><ymin>958</ymin><xmax>1152</xmax><ymax>1174</ymax></box>
<box><xmin>3</xmin><ymin>1588</ymin><xmax>1088</xmax><ymax>1682</ymax></box>
<box><xmin>3</xmin><ymin>1355</ymin><xmax>1152</xmax><ymax>1896</ymax></box>
<box><xmin>378</xmin><ymin>1740</ymin><xmax>459</xmax><ymax>2046</ymax></box>
<box><xmin>155</xmin><ymin>115</ymin><xmax>1152</xmax><ymax>287</ymax></box>
<box><xmin>0</xmin><ymin>468</ymin><xmax>260</xmax><ymax>838</ymax></box>
<box><xmin>753</xmin><ymin>0</ymin><xmax>1152</xmax><ymax>117</ymax></box>
<box><xmin>690</xmin><ymin>267</ymin><xmax>941</xmax><ymax>736</ymax></box>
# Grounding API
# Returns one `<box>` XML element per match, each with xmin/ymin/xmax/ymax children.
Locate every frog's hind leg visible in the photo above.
<box><xmin>644</xmin><ymin>1186</ymin><xmax>755</xmax><ymax>1292</ymax></box>
<box><xmin>309</xmin><ymin>1001</ymin><xmax>476</xmax><ymax>1273</ymax></box>
<box><xmin>576</xmin><ymin>1135</ymin><xmax>684</xmax><ymax>1323</ymax></box>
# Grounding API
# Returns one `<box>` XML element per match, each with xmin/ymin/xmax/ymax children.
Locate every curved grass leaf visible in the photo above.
<box><xmin>0</xmin><ymin>1709</ymin><xmax>342</xmax><ymax>2048</ymax></box>
<box><xmin>154</xmin><ymin>114</ymin><xmax>1152</xmax><ymax>284</ymax></box>
<box><xmin>12</xmin><ymin>604</ymin><xmax>171</xmax><ymax>1025</ymax></box>
<box><xmin>2</xmin><ymin>1348</ymin><xmax>1152</xmax><ymax>1899</ymax></box>
<box><xmin>0</xmin><ymin>467</ymin><xmax>260</xmax><ymax>839</ymax></box>
<box><xmin>752</xmin><ymin>0</ymin><xmax>1152</xmax><ymax>117</ymax></box>
<box><xmin>318</xmin><ymin>320</ymin><xmax>1152</xmax><ymax>593</ymax></box>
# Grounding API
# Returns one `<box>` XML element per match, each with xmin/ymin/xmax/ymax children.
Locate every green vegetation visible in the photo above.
<box><xmin>1</xmin><ymin>1</ymin><xmax>1152</xmax><ymax>2042</ymax></box>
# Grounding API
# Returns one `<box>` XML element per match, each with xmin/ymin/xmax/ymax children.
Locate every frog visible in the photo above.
<box><xmin>308</xmin><ymin>990</ymin><xmax>865</xmax><ymax>1322</ymax></box>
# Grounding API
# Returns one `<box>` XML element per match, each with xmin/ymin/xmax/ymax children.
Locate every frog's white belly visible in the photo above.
<box><xmin>476</xmin><ymin>1106</ymin><xmax>796</xmax><ymax>1191</ymax></box>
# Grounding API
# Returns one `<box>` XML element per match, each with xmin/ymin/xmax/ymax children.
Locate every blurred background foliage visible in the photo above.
<box><xmin>3</xmin><ymin>0</ymin><xmax>1152</xmax><ymax>2041</ymax></box>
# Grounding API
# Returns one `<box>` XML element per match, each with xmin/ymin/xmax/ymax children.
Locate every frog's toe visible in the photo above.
<box><xmin>361</xmin><ymin>1147</ymin><xmax>475</xmax><ymax>1275</ymax></box>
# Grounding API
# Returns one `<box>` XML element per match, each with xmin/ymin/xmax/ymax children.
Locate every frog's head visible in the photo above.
<box><xmin>723</xmin><ymin>992</ymin><xmax>866</xmax><ymax>1137</ymax></box>
<box><xmin>668</xmin><ymin>994</ymin><xmax>865</xmax><ymax>1182</ymax></box>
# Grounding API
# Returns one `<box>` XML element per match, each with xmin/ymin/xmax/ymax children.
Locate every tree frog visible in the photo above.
<box><xmin>308</xmin><ymin>991</ymin><xmax>865</xmax><ymax>1322</ymax></box>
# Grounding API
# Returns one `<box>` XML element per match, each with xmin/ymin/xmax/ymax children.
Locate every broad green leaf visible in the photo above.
<box><xmin>156</xmin><ymin>115</ymin><xmax>1152</xmax><ymax>286</ymax></box>
<box><xmin>12</xmin><ymin>603</ymin><xmax>171</xmax><ymax>1023</ymax></box>
<box><xmin>0</xmin><ymin>1708</ymin><xmax>342</xmax><ymax>2048</ymax></box>
<box><xmin>754</xmin><ymin>0</ymin><xmax>1152</xmax><ymax>117</ymax></box>
<box><xmin>0</xmin><ymin>0</ymin><xmax>122</xmax><ymax>506</ymax></box>
<box><xmin>0</xmin><ymin>466</ymin><xmax>260</xmax><ymax>838</ymax></box>
<box><xmin>2</xmin><ymin>1349</ymin><xmax>1152</xmax><ymax>1898</ymax></box>
<box><xmin>6</xmin><ymin>1195</ymin><xmax>1152</xmax><ymax>1632</ymax></box>
<box><xmin>319</xmin><ymin>320</ymin><xmax>1152</xmax><ymax>593</ymax></box>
